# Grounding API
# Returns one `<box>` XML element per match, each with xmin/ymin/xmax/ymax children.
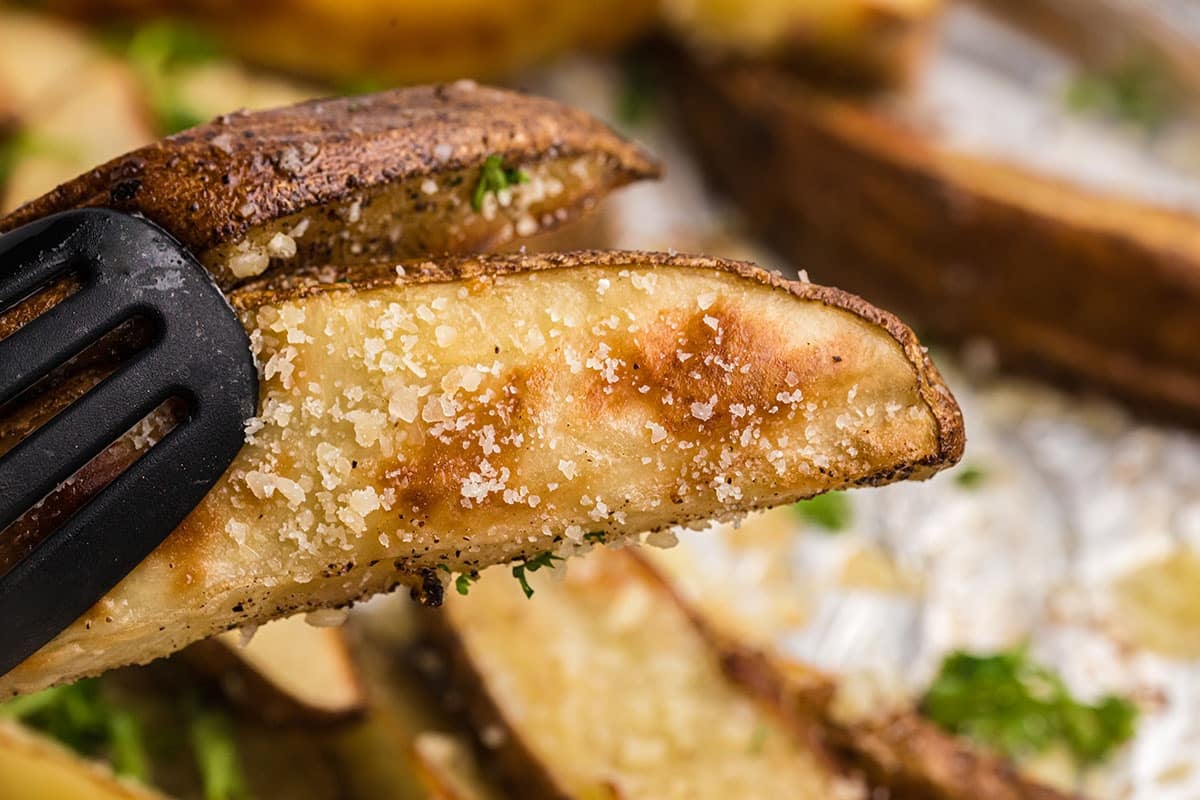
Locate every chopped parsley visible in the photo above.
<box><xmin>455</xmin><ymin>572</ymin><xmax>478</xmax><ymax>596</ymax></box>
<box><xmin>512</xmin><ymin>551</ymin><xmax>562</xmax><ymax>598</ymax></box>
<box><xmin>954</xmin><ymin>464</ymin><xmax>987</xmax><ymax>489</ymax></box>
<box><xmin>471</xmin><ymin>154</ymin><xmax>529</xmax><ymax>212</ymax></box>
<box><xmin>617</xmin><ymin>56</ymin><xmax>656</xmax><ymax>126</ymax></box>
<box><xmin>747</xmin><ymin>724</ymin><xmax>769</xmax><ymax>756</ymax></box>
<box><xmin>116</xmin><ymin>21</ymin><xmax>222</xmax><ymax>135</ymax></box>
<box><xmin>0</xmin><ymin>679</ymin><xmax>149</xmax><ymax>782</ymax></box>
<box><xmin>1065</xmin><ymin>54</ymin><xmax>1174</xmax><ymax>130</ymax></box>
<box><xmin>0</xmin><ymin>136</ymin><xmax>16</xmax><ymax>185</ymax></box>
<box><xmin>793</xmin><ymin>491</ymin><xmax>851</xmax><ymax>532</ymax></box>
<box><xmin>0</xmin><ymin>132</ymin><xmax>79</xmax><ymax>183</ymax></box>
<box><xmin>437</xmin><ymin>563</ymin><xmax>478</xmax><ymax>595</ymax></box>
<box><xmin>584</xmin><ymin>531</ymin><xmax>608</xmax><ymax>544</ymax></box>
<box><xmin>189</xmin><ymin>705</ymin><xmax>249</xmax><ymax>800</ymax></box>
<box><xmin>922</xmin><ymin>646</ymin><xmax>1138</xmax><ymax>765</ymax></box>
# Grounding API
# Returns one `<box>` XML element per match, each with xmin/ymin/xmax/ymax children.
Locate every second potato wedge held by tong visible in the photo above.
<box><xmin>0</xmin><ymin>85</ymin><xmax>963</xmax><ymax>698</ymax></box>
<box><xmin>1</xmin><ymin>83</ymin><xmax>660</xmax><ymax>289</ymax></box>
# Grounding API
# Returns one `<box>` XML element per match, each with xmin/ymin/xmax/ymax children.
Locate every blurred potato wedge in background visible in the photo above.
<box><xmin>40</xmin><ymin>0</ymin><xmax>659</xmax><ymax>85</ymax></box>
<box><xmin>663</xmin><ymin>0</ymin><xmax>945</xmax><ymax>86</ymax></box>
<box><xmin>0</xmin><ymin>722</ymin><xmax>168</xmax><ymax>800</ymax></box>
<box><xmin>669</xmin><ymin>55</ymin><xmax>1200</xmax><ymax>426</ymax></box>
<box><xmin>423</xmin><ymin>548</ymin><xmax>1072</xmax><ymax>799</ymax></box>
<box><xmin>424</xmin><ymin>548</ymin><xmax>862</xmax><ymax>799</ymax></box>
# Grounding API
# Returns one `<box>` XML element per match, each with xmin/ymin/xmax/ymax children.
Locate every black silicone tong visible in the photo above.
<box><xmin>0</xmin><ymin>209</ymin><xmax>257</xmax><ymax>676</ymax></box>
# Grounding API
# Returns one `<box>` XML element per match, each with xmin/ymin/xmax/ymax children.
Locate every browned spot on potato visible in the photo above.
<box><xmin>591</xmin><ymin>303</ymin><xmax>845</xmax><ymax>437</ymax></box>
<box><xmin>381</xmin><ymin>365</ymin><xmax>540</xmax><ymax>523</ymax></box>
<box><xmin>153</xmin><ymin>497</ymin><xmax>218</xmax><ymax>594</ymax></box>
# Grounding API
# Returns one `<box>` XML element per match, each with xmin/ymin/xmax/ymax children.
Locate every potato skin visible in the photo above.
<box><xmin>670</xmin><ymin>56</ymin><xmax>1200</xmax><ymax>427</ymax></box>
<box><xmin>0</xmin><ymin>83</ymin><xmax>660</xmax><ymax>288</ymax></box>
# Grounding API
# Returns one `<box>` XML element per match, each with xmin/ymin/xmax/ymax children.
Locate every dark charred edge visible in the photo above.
<box><xmin>0</xmin><ymin>83</ymin><xmax>661</xmax><ymax>277</ymax></box>
<box><xmin>181</xmin><ymin>633</ymin><xmax>368</xmax><ymax>728</ymax></box>
<box><xmin>233</xmin><ymin>249</ymin><xmax>966</xmax><ymax>477</ymax></box>
<box><xmin>416</xmin><ymin>609</ymin><xmax>575</xmax><ymax>800</ymax></box>
<box><xmin>626</xmin><ymin>551</ymin><xmax>1081</xmax><ymax>800</ymax></box>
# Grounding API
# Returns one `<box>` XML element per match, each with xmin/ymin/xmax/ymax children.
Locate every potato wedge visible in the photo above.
<box><xmin>1</xmin><ymin>60</ymin><xmax>155</xmax><ymax>214</ymax></box>
<box><xmin>0</xmin><ymin>11</ymin><xmax>156</xmax><ymax>213</ymax></box>
<box><xmin>43</xmin><ymin>0</ymin><xmax>657</xmax><ymax>85</ymax></box>
<box><xmin>412</xmin><ymin>733</ymin><xmax>508</xmax><ymax>800</ymax></box>
<box><xmin>643</xmin><ymin>555</ymin><xmax>1078</xmax><ymax>800</ymax></box>
<box><xmin>423</xmin><ymin>547</ymin><xmax>862</xmax><ymax>799</ymax></box>
<box><xmin>185</xmin><ymin>616</ymin><xmax>366</xmax><ymax>725</ymax></box>
<box><xmin>0</xmin><ymin>721</ymin><xmax>169</xmax><ymax>800</ymax></box>
<box><xmin>663</xmin><ymin>0</ymin><xmax>944</xmax><ymax>87</ymax></box>
<box><xmin>670</xmin><ymin>57</ymin><xmax>1200</xmax><ymax>425</ymax></box>
<box><xmin>0</xmin><ymin>10</ymin><xmax>102</xmax><ymax>121</ymax></box>
<box><xmin>0</xmin><ymin>251</ymin><xmax>961</xmax><ymax>697</ymax></box>
<box><xmin>0</xmin><ymin>84</ymin><xmax>661</xmax><ymax>288</ymax></box>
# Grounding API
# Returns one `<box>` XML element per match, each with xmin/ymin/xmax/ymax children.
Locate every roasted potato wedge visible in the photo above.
<box><xmin>0</xmin><ymin>721</ymin><xmax>168</xmax><ymax>800</ymax></box>
<box><xmin>0</xmin><ymin>10</ymin><xmax>156</xmax><ymax>213</ymax></box>
<box><xmin>650</xmin><ymin>556</ymin><xmax>1077</xmax><ymax>800</ymax></box>
<box><xmin>0</xmin><ymin>84</ymin><xmax>660</xmax><ymax>288</ymax></box>
<box><xmin>185</xmin><ymin>616</ymin><xmax>366</xmax><ymax>725</ymax></box>
<box><xmin>1</xmin><ymin>251</ymin><xmax>962</xmax><ymax>697</ymax></box>
<box><xmin>670</xmin><ymin>56</ymin><xmax>1200</xmax><ymax>425</ymax></box>
<box><xmin>43</xmin><ymin>0</ymin><xmax>657</xmax><ymax>86</ymax></box>
<box><xmin>412</xmin><ymin>733</ymin><xmax>517</xmax><ymax>800</ymax></box>
<box><xmin>424</xmin><ymin>548</ymin><xmax>861</xmax><ymax>799</ymax></box>
<box><xmin>663</xmin><ymin>0</ymin><xmax>944</xmax><ymax>87</ymax></box>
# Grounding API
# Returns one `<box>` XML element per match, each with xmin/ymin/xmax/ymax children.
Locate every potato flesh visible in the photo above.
<box><xmin>0</xmin><ymin>722</ymin><xmax>166</xmax><ymax>800</ymax></box>
<box><xmin>1</xmin><ymin>261</ymin><xmax>946</xmax><ymax>697</ymax></box>
<box><xmin>206</xmin><ymin>153</ymin><xmax>616</xmax><ymax>282</ymax></box>
<box><xmin>441</xmin><ymin>551</ymin><xmax>861</xmax><ymax>799</ymax></box>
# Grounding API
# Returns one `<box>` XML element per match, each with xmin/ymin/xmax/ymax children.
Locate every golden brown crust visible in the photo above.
<box><xmin>236</xmin><ymin>250</ymin><xmax>965</xmax><ymax>474</ymax></box>
<box><xmin>670</xmin><ymin>54</ymin><xmax>1200</xmax><ymax>426</ymax></box>
<box><xmin>0</xmin><ymin>83</ymin><xmax>660</xmax><ymax>287</ymax></box>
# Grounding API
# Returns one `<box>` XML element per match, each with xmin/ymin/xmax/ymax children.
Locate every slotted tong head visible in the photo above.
<box><xmin>0</xmin><ymin>209</ymin><xmax>258</xmax><ymax>675</ymax></box>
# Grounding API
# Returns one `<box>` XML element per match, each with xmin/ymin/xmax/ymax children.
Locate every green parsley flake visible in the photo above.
<box><xmin>616</xmin><ymin>56</ymin><xmax>656</xmax><ymax>126</ymax></box>
<box><xmin>471</xmin><ymin>154</ymin><xmax>529</xmax><ymax>212</ymax></box>
<box><xmin>512</xmin><ymin>551</ymin><xmax>562</xmax><ymax>598</ymax></box>
<box><xmin>189</xmin><ymin>706</ymin><xmax>249</xmax><ymax>800</ymax></box>
<box><xmin>117</xmin><ymin>21</ymin><xmax>222</xmax><ymax>135</ymax></box>
<box><xmin>922</xmin><ymin>647</ymin><xmax>1138</xmax><ymax>765</ymax></box>
<box><xmin>793</xmin><ymin>491</ymin><xmax>851</xmax><ymax>532</ymax></box>
<box><xmin>1065</xmin><ymin>54</ymin><xmax>1175</xmax><ymax>130</ymax></box>
<box><xmin>747</xmin><ymin>724</ymin><xmax>769</xmax><ymax>756</ymax></box>
<box><xmin>954</xmin><ymin>464</ymin><xmax>987</xmax><ymax>489</ymax></box>
<box><xmin>455</xmin><ymin>573</ymin><xmax>478</xmax><ymax>596</ymax></box>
